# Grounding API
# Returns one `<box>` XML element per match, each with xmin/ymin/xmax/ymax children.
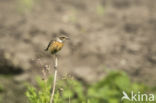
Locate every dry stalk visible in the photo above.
<box><xmin>50</xmin><ymin>54</ymin><xmax>58</xmax><ymax>103</ymax></box>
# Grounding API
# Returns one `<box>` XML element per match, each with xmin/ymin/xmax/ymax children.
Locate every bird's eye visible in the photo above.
<box><xmin>61</xmin><ymin>37</ymin><xmax>65</xmax><ymax>39</ymax></box>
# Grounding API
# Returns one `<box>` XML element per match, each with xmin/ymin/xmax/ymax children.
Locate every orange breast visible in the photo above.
<box><xmin>49</xmin><ymin>41</ymin><xmax>64</xmax><ymax>54</ymax></box>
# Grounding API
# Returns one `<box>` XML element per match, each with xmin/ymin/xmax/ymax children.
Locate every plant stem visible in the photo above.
<box><xmin>50</xmin><ymin>54</ymin><xmax>58</xmax><ymax>103</ymax></box>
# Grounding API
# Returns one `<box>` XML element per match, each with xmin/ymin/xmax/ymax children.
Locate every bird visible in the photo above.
<box><xmin>45</xmin><ymin>36</ymin><xmax>69</xmax><ymax>55</ymax></box>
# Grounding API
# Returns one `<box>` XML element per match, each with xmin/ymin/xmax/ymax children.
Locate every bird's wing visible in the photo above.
<box><xmin>45</xmin><ymin>40</ymin><xmax>53</xmax><ymax>51</ymax></box>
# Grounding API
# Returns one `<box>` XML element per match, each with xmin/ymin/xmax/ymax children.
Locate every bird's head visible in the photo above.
<box><xmin>57</xmin><ymin>36</ymin><xmax>69</xmax><ymax>42</ymax></box>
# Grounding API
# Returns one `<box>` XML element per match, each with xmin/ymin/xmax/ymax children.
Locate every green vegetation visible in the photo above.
<box><xmin>0</xmin><ymin>84</ymin><xmax>4</xmax><ymax>92</ymax></box>
<box><xmin>96</xmin><ymin>4</ymin><xmax>105</xmax><ymax>16</ymax></box>
<box><xmin>0</xmin><ymin>84</ymin><xmax>4</xmax><ymax>103</ymax></box>
<box><xmin>17</xmin><ymin>0</ymin><xmax>38</xmax><ymax>13</ymax></box>
<box><xmin>26</xmin><ymin>71</ymin><xmax>156</xmax><ymax>103</ymax></box>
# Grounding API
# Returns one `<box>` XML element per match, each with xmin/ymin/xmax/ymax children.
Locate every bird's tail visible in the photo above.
<box><xmin>45</xmin><ymin>40</ymin><xmax>52</xmax><ymax>51</ymax></box>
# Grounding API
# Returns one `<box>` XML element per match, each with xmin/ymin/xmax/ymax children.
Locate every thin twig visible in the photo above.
<box><xmin>50</xmin><ymin>54</ymin><xmax>58</xmax><ymax>103</ymax></box>
<box><xmin>69</xmin><ymin>95</ymin><xmax>71</xmax><ymax>103</ymax></box>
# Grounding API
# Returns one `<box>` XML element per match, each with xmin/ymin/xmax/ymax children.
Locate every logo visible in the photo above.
<box><xmin>122</xmin><ymin>91</ymin><xmax>155</xmax><ymax>102</ymax></box>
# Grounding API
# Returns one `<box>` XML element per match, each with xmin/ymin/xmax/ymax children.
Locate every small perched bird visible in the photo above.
<box><xmin>45</xmin><ymin>36</ymin><xmax>69</xmax><ymax>54</ymax></box>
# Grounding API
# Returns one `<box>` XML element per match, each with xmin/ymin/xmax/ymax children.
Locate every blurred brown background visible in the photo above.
<box><xmin>0</xmin><ymin>0</ymin><xmax>156</xmax><ymax>103</ymax></box>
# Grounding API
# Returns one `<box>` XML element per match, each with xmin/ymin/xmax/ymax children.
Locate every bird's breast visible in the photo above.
<box><xmin>55</xmin><ymin>41</ymin><xmax>64</xmax><ymax>50</ymax></box>
<box><xmin>49</xmin><ymin>41</ymin><xmax>64</xmax><ymax>54</ymax></box>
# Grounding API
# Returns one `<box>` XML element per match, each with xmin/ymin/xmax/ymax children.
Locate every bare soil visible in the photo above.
<box><xmin>0</xmin><ymin>0</ymin><xmax>156</xmax><ymax>103</ymax></box>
